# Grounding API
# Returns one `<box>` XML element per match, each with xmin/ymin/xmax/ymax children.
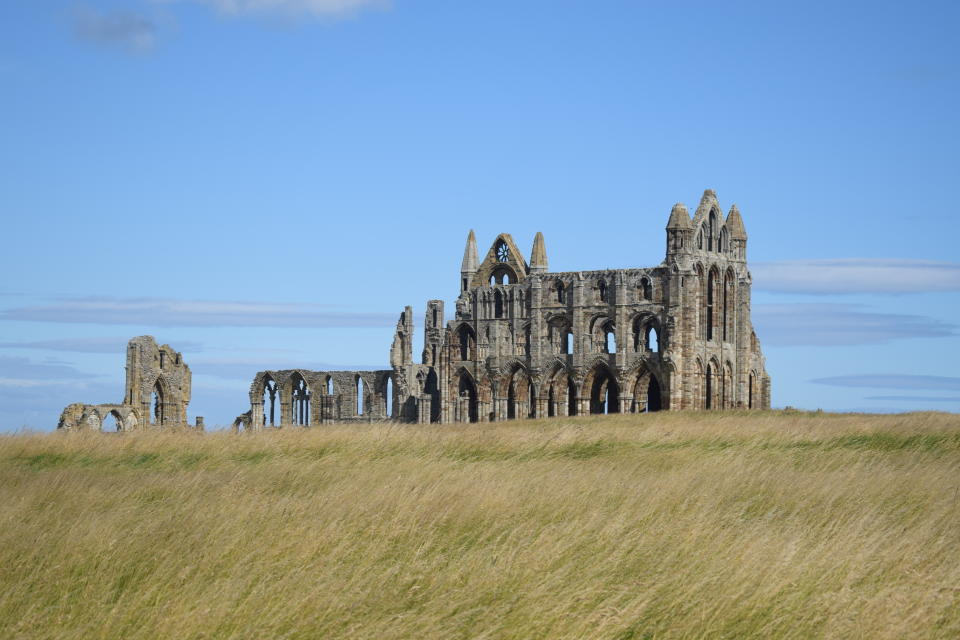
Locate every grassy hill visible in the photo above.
<box><xmin>1</xmin><ymin>411</ymin><xmax>958</xmax><ymax>639</ymax></box>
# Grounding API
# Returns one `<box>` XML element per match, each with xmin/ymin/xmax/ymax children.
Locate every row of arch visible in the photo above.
<box><xmin>253</xmin><ymin>370</ymin><xmax>395</xmax><ymax>428</ymax></box>
<box><xmin>552</xmin><ymin>276</ymin><xmax>655</xmax><ymax>305</ymax></box>
<box><xmin>448</xmin><ymin>361</ymin><xmax>665</xmax><ymax>424</ymax></box>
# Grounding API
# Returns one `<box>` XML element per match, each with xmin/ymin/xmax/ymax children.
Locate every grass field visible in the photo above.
<box><xmin>1</xmin><ymin>411</ymin><xmax>959</xmax><ymax>639</ymax></box>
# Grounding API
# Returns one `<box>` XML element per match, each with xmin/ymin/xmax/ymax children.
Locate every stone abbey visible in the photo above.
<box><xmin>59</xmin><ymin>190</ymin><xmax>770</xmax><ymax>431</ymax></box>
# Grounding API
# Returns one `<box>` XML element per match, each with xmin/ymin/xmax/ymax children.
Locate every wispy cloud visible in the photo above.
<box><xmin>752</xmin><ymin>259</ymin><xmax>960</xmax><ymax>295</ymax></box>
<box><xmin>71</xmin><ymin>6</ymin><xmax>160</xmax><ymax>53</ymax></box>
<box><xmin>182</xmin><ymin>0</ymin><xmax>389</xmax><ymax>19</ymax></box>
<box><xmin>0</xmin><ymin>356</ymin><xmax>98</xmax><ymax>381</ymax></box>
<box><xmin>0</xmin><ymin>297</ymin><xmax>396</xmax><ymax>329</ymax></box>
<box><xmin>752</xmin><ymin>303</ymin><xmax>956</xmax><ymax>346</ymax></box>
<box><xmin>0</xmin><ymin>337</ymin><xmax>203</xmax><ymax>354</ymax></box>
<box><xmin>864</xmin><ymin>395</ymin><xmax>960</xmax><ymax>403</ymax></box>
<box><xmin>811</xmin><ymin>374</ymin><xmax>960</xmax><ymax>391</ymax></box>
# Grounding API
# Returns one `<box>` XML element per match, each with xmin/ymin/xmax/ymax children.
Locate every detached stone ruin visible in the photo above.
<box><xmin>57</xmin><ymin>335</ymin><xmax>202</xmax><ymax>432</ymax></box>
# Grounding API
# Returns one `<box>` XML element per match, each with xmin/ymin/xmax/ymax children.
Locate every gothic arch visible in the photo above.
<box><xmin>583</xmin><ymin>361</ymin><xmax>620</xmax><ymax>414</ymax></box>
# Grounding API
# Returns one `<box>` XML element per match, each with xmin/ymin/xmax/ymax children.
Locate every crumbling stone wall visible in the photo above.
<box><xmin>57</xmin><ymin>336</ymin><xmax>200</xmax><ymax>431</ymax></box>
<box><xmin>240</xmin><ymin>189</ymin><xmax>770</xmax><ymax>427</ymax></box>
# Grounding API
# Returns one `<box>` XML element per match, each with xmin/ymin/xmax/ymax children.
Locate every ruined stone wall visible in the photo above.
<box><xmin>57</xmin><ymin>336</ymin><xmax>200</xmax><ymax>431</ymax></box>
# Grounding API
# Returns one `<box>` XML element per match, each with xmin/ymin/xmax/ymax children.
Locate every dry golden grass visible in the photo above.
<box><xmin>1</xmin><ymin>410</ymin><xmax>959</xmax><ymax>639</ymax></box>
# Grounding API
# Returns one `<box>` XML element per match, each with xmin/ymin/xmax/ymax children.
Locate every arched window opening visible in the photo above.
<box><xmin>462</xmin><ymin>277</ymin><xmax>468</xmax><ymax>291</ymax></box>
<box><xmin>507</xmin><ymin>379</ymin><xmax>516</xmax><ymax>420</ymax></box>
<box><xmin>524</xmin><ymin>326</ymin><xmax>532</xmax><ymax>356</ymax></box>
<box><xmin>748</xmin><ymin>373</ymin><xmax>755</xmax><ymax>410</ymax></box>
<box><xmin>458</xmin><ymin>374</ymin><xmax>478</xmax><ymax>423</ymax></box>
<box><xmin>589</xmin><ymin>368</ymin><xmax>620</xmax><ymax>415</ymax></box>
<box><xmin>458</xmin><ymin>325</ymin><xmax>476</xmax><ymax>361</ymax></box>
<box><xmin>386</xmin><ymin>376</ymin><xmax>394</xmax><ymax>418</ymax></box>
<box><xmin>646</xmin><ymin>376</ymin><xmax>662</xmax><ymax>412</ymax></box>
<box><xmin>564</xmin><ymin>330</ymin><xmax>573</xmax><ymax>355</ymax></box>
<box><xmin>494</xmin><ymin>290</ymin><xmax>504</xmax><ymax>318</ymax></box>
<box><xmin>557</xmin><ymin>282</ymin><xmax>565</xmax><ymax>303</ymax></box>
<box><xmin>326</xmin><ymin>376</ymin><xmax>333</xmax><ymax>395</ymax></box>
<box><xmin>292</xmin><ymin>374</ymin><xmax>310</xmax><ymax>426</ymax></box>
<box><xmin>598</xmin><ymin>280</ymin><xmax>607</xmax><ymax>303</ymax></box>
<box><xmin>356</xmin><ymin>377</ymin><xmax>365</xmax><ymax>415</ymax></box>
<box><xmin>647</xmin><ymin>326</ymin><xmax>659</xmax><ymax>352</ymax></box>
<box><xmin>425</xmin><ymin>369</ymin><xmax>440</xmax><ymax>423</ymax></box>
<box><xmin>604</xmin><ymin>326</ymin><xmax>616</xmax><ymax>354</ymax></box>
<box><xmin>698</xmin><ymin>228</ymin><xmax>704</xmax><ymax>250</ymax></box>
<box><xmin>489</xmin><ymin>275</ymin><xmax>495</xmax><ymax>286</ymax></box>
<box><xmin>159</xmin><ymin>351</ymin><xmax>166</xmax><ymax>370</ymax></box>
<box><xmin>720</xmin><ymin>228</ymin><xmax>728</xmax><ymax>253</ymax></box>
<box><xmin>262</xmin><ymin>377</ymin><xmax>279</xmax><ymax>427</ymax></box>
<box><xmin>103</xmin><ymin>412</ymin><xmax>121</xmax><ymax>433</ymax></box>
<box><xmin>567</xmin><ymin>378</ymin><xmax>578</xmax><ymax>416</ymax></box>
<box><xmin>705</xmin><ymin>363</ymin><xmax>714</xmax><ymax>410</ymax></box>
<box><xmin>708</xmin><ymin>211</ymin><xmax>717</xmax><ymax>251</ymax></box>
<box><xmin>641</xmin><ymin>278</ymin><xmax>652</xmax><ymax>301</ymax></box>
<box><xmin>432</xmin><ymin>308</ymin><xmax>438</xmax><ymax>326</ymax></box>
<box><xmin>152</xmin><ymin>381</ymin><xmax>165</xmax><ymax>426</ymax></box>
<box><xmin>548</xmin><ymin>384</ymin><xmax>556</xmax><ymax>417</ymax></box>
<box><xmin>706</xmin><ymin>270</ymin><xmax>716</xmax><ymax>341</ymax></box>
<box><xmin>528</xmin><ymin>382</ymin><xmax>536</xmax><ymax>418</ymax></box>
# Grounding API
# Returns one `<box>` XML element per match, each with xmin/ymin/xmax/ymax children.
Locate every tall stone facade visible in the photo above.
<box><xmin>58</xmin><ymin>336</ymin><xmax>200</xmax><ymax>431</ymax></box>
<box><xmin>239</xmin><ymin>190</ymin><xmax>770</xmax><ymax>430</ymax></box>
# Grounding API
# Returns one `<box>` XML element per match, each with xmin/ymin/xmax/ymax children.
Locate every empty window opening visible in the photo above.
<box><xmin>604</xmin><ymin>328</ymin><xmax>616</xmax><ymax>354</ymax></box>
<box><xmin>646</xmin><ymin>327</ymin><xmax>659</xmax><ymax>352</ymax></box>
<box><xmin>432</xmin><ymin>308</ymin><xmax>438</xmax><ymax>326</ymax></box>
<box><xmin>707</xmin><ymin>271</ymin><xmax>716</xmax><ymax>340</ymax></box>
<box><xmin>641</xmin><ymin>278</ymin><xmax>652</xmax><ymax>300</ymax></box>
<box><xmin>589</xmin><ymin>368</ymin><xmax>620</xmax><ymax>415</ymax></box>
<box><xmin>507</xmin><ymin>380</ymin><xmax>516</xmax><ymax>420</ymax></box>
<box><xmin>152</xmin><ymin>381</ymin><xmax>165</xmax><ymax>426</ymax></box>
<box><xmin>326</xmin><ymin>376</ymin><xmax>334</xmax><ymax>395</ymax></box>
<box><xmin>548</xmin><ymin>384</ymin><xmax>556</xmax><ymax>417</ymax></box>
<box><xmin>386</xmin><ymin>376</ymin><xmax>394</xmax><ymax>418</ymax></box>
<box><xmin>564</xmin><ymin>330</ymin><xmax>573</xmax><ymax>355</ymax></box>
<box><xmin>494</xmin><ymin>290</ymin><xmax>504</xmax><ymax>318</ymax></box>
<box><xmin>708</xmin><ymin>211</ymin><xmax>716</xmax><ymax>251</ymax></box>
<box><xmin>262</xmin><ymin>377</ymin><xmax>279</xmax><ymax>426</ymax></box>
<box><xmin>462</xmin><ymin>277</ymin><xmax>468</xmax><ymax>291</ymax></box>
<box><xmin>646</xmin><ymin>377</ymin><xmax>662</xmax><ymax>412</ymax></box>
<box><xmin>557</xmin><ymin>282</ymin><xmax>565</xmax><ymax>303</ymax></box>
<box><xmin>567</xmin><ymin>378</ymin><xmax>578</xmax><ymax>416</ymax></box>
<box><xmin>458</xmin><ymin>374</ymin><xmax>478</xmax><ymax>423</ymax></box>
<box><xmin>705</xmin><ymin>364</ymin><xmax>714</xmax><ymax>410</ymax></box>
<box><xmin>425</xmin><ymin>369</ymin><xmax>441</xmax><ymax>423</ymax></box>
<box><xmin>748</xmin><ymin>373</ymin><xmax>755</xmax><ymax>409</ymax></box>
<box><xmin>598</xmin><ymin>280</ymin><xmax>607</xmax><ymax>302</ymax></box>
<box><xmin>356</xmin><ymin>377</ymin><xmax>365</xmax><ymax>415</ymax></box>
<box><xmin>159</xmin><ymin>351</ymin><xmax>166</xmax><ymax>369</ymax></box>
<box><xmin>292</xmin><ymin>374</ymin><xmax>310</xmax><ymax>426</ymax></box>
<box><xmin>103</xmin><ymin>412</ymin><xmax>121</xmax><ymax>433</ymax></box>
<box><xmin>458</xmin><ymin>325</ymin><xmax>476</xmax><ymax>360</ymax></box>
<box><xmin>528</xmin><ymin>382</ymin><xmax>536</xmax><ymax>418</ymax></box>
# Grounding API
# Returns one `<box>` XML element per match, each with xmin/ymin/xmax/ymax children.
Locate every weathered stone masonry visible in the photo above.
<box><xmin>58</xmin><ymin>336</ymin><xmax>202</xmax><ymax>431</ymax></box>
<box><xmin>237</xmin><ymin>189</ymin><xmax>770</xmax><ymax>430</ymax></box>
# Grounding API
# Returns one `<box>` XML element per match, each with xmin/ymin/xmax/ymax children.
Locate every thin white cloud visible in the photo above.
<box><xmin>0</xmin><ymin>337</ymin><xmax>204</xmax><ymax>354</ymax></box>
<box><xmin>0</xmin><ymin>296</ymin><xmax>396</xmax><ymax>329</ymax></box>
<box><xmin>184</xmin><ymin>0</ymin><xmax>389</xmax><ymax>19</ymax></box>
<box><xmin>71</xmin><ymin>6</ymin><xmax>160</xmax><ymax>53</ymax></box>
<box><xmin>752</xmin><ymin>303</ymin><xmax>956</xmax><ymax>346</ymax></box>
<box><xmin>811</xmin><ymin>374</ymin><xmax>960</xmax><ymax>391</ymax></box>
<box><xmin>752</xmin><ymin>259</ymin><xmax>960</xmax><ymax>295</ymax></box>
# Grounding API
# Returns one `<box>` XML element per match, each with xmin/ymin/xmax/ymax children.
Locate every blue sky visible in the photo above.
<box><xmin>1</xmin><ymin>0</ymin><xmax>958</xmax><ymax>429</ymax></box>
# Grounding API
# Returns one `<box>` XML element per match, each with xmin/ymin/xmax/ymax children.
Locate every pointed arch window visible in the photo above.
<box><xmin>557</xmin><ymin>282</ymin><xmax>565</xmax><ymax>303</ymax></box>
<box><xmin>598</xmin><ymin>280</ymin><xmax>607</xmax><ymax>303</ymax></box>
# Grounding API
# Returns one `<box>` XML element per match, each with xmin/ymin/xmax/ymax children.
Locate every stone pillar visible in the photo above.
<box><xmin>418</xmin><ymin>395</ymin><xmax>431</xmax><ymax>424</ymax></box>
<box><xmin>195</xmin><ymin>416</ymin><xmax>204</xmax><ymax>431</ymax></box>
<box><xmin>250</xmin><ymin>402</ymin><xmax>264</xmax><ymax>433</ymax></box>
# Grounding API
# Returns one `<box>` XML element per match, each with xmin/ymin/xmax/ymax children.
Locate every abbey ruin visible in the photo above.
<box><xmin>58</xmin><ymin>190</ymin><xmax>770</xmax><ymax>431</ymax></box>
<box><xmin>234</xmin><ymin>189</ymin><xmax>770</xmax><ymax>430</ymax></box>
<box><xmin>58</xmin><ymin>336</ymin><xmax>202</xmax><ymax>431</ymax></box>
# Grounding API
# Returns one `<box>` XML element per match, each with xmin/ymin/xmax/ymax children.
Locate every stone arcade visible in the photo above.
<box><xmin>233</xmin><ymin>189</ymin><xmax>770</xmax><ymax>431</ymax></box>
